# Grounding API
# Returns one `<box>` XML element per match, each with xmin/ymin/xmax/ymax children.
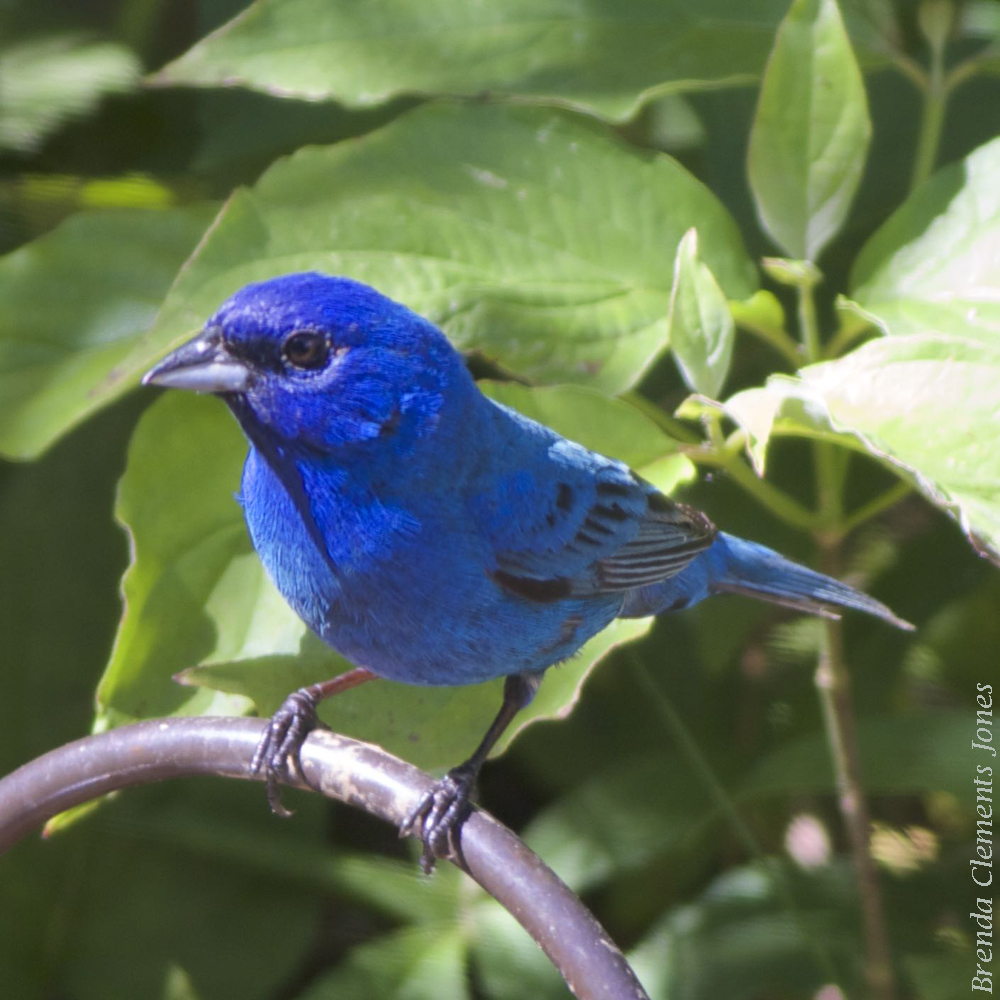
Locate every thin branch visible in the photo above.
<box><xmin>794</xmin><ymin>268</ymin><xmax>897</xmax><ymax>999</ymax></box>
<box><xmin>823</xmin><ymin>311</ymin><xmax>873</xmax><ymax>361</ymax></box>
<box><xmin>839</xmin><ymin>480</ymin><xmax>913</xmax><ymax>537</ymax></box>
<box><xmin>690</xmin><ymin>447</ymin><xmax>822</xmax><ymax>534</ymax></box>
<box><xmin>0</xmin><ymin>717</ymin><xmax>650</xmax><ymax>1000</ymax></box>
<box><xmin>815</xmin><ymin>561</ymin><xmax>897</xmax><ymax>1000</ymax></box>
<box><xmin>909</xmin><ymin>29</ymin><xmax>949</xmax><ymax>193</ymax></box>
<box><xmin>735</xmin><ymin>318</ymin><xmax>802</xmax><ymax>370</ymax></box>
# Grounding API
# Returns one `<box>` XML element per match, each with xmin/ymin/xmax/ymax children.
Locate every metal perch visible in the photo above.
<box><xmin>0</xmin><ymin>716</ymin><xmax>649</xmax><ymax>1000</ymax></box>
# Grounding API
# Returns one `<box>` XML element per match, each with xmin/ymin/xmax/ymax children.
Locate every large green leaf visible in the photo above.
<box><xmin>185</xmin><ymin>619</ymin><xmax>651</xmax><ymax>771</ymax></box>
<box><xmin>157</xmin><ymin>0</ymin><xmax>802</xmax><ymax>122</ymax></box>
<box><xmin>130</xmin><ymin>102</ymin><xmax>755</xmax><ymax>395</ymax></box>
<box><xmin>686</xmin><ymin>334</ymin><xmax>1000</xmax><ymax>563</ymax></box>
<box><xmin>747</xmin><ymin>0</ymin><xmax>871</xmax><ymax>260</ymax></box>
<box><xmin>850</xmin><ymin>134</ymin><xmax>1000</xmax><ymax>347</ymax></box>
<box><xmin>0</xmin><ymin>205</ymin><xmax>216</xmax><ymax>460</ymax></box>
<box><xmin>103</xmin><ymin>381</ymin><xmax>688</xmax><ymax>764</ymax></box>
<box><xmin>96</xmin><ymin>391</ymin><xmax>264</xmax><ymax>729</ymax></box>
<box><xmin>0</xmin><ymin>33</ymin><xmax>139</xmax><ymax>153</ymax></box>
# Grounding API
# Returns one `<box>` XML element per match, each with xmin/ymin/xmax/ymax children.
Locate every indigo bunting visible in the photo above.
<box><xmin>144</xmin><ymin>273</ymin><xmax>911</xmax><ymax>868</ymax></box>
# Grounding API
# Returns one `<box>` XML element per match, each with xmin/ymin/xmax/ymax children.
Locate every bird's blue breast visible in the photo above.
<box><xmin>240</xmin><ymin>445</ymin><xmax>622</xmax><ymax>686</ymax></box>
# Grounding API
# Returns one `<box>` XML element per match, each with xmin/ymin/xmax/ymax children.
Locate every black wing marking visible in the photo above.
<box><xmin>586</xmin><ymin>495</ymin><xmax>717</xmax><ymax>594</ymax></box>
<box><xmin>491</xmin><ymin>475</ymin><xmax>717</xmax><ymax>602</ymax></box>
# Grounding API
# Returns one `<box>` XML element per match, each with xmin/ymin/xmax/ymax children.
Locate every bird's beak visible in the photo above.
<box><xmin>142</xmin><ymin>326</ymin><xmax>251</xmax><ymax>394</ymax></box>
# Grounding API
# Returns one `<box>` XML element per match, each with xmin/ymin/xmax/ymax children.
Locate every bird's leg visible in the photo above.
<box><xmin>251</xmin><ymin>666</ymin><xmax>377</xmax><ymax>816</ymax></box>
<box><xmin>400</xmin><ymin>672</ymin><xmax>540</xmax><ymax>873</ymax></box>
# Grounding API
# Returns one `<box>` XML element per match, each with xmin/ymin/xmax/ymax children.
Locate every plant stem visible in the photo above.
<box><xmin>793</xmin><ymin>267</ymin><xmax>897</xmax><ymax>998</ymax></box>
<box><xmin>909</xmin><ymin>24</ymin><xmax>948</xmax><ymax>193</ymax></box>
<box><xmin>797</xmin><ymin>277</ymin><xmax>822</xmax><ymax>364</ymax></box>
<box><xmin>624</xmin><ymin>392</ymin><xmax>703</xmax><ymax>445</ymax></box>
<box><xmin>887</xmin><ymin>49</ymin><xmax>929</xmax><ymax>92</ymax></box>
<box><xmin>735</xmin><ymin>319</ymin><xmax>803</xmax><ymax>369</ymax></box>
<box><xmin>945</xmin><ymin>50</ymin><xmax>999</xmax><ymax>94</ymax></box>
<box><xmin>690</xmin><ymin>449</ymin><xmax>821</xmax><ymax>534</ymax></box>
<box><xmin>815</xmin><ymin>555</ymin><xmax>897</xmax><ymax>1000</ymax></box>
<box><xmin>839</xmin><ymin>480</ymin><xmax>913</xmax><ymax>536</ymax></box>
<box><xmin>823</xmin><ymin>310</ymin><xmax>873</xmax><ymax>361</ymax></box>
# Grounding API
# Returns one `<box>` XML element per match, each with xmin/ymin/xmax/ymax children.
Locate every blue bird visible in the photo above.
<box><xmin>143</xmin><ymin>273</ymin><xmax>911</xmax><ymax>868</ymax></box>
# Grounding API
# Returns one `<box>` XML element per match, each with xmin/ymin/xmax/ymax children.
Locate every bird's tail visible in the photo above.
<box><xmin>711</xmin><ymin>533</ymin><xmax>914</xmax><ymax>630</ymax></box>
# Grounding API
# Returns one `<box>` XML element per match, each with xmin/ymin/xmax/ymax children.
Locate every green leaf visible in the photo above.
<box><xmin>729</xmin><ymin>289</ymin><xmax>787</xmax><ymax>338</ymax></box>
<box><xmin>57</xmin><ymin>784</ymin><xmax>326</xmax><ymax>1000</ymax></box>
<box><xmin>136</xmin><ymin>102</ymin><xmax>755</xmax><ymax>395</ymax></box>
<box><xmin>183</xmin><ymin>596</ymin><xmax>651</xmax><ymax>773</ymax></box>
<box><xmin>0</xmin><ymin>399</ymin><xmax>137</xmax><ymax>775</ymax></box>
<box><xmin>96</xmin><ymin>391</ymin><xmax>267</xmax><ymax>729</ymax></box>
<box><xmin>523</xmin><ymin>751</ymin><xmax>715</xmax><ymax>892</ymax></box>
<box><xmin>300</xmin><ymin>925</ymin><xmax>470</xmax><ymax>1000</ymax></box>
<box><xmin>469</xmin><ymin>898</ymin><xmax>568</xmax><ymax>1000</ymax></box>
<box><xmin>700</xmin><ymin>335</ymin><xmax>1000</xmax><ymax>562</ymax></box>
<box><xmin>667</xmin><ymin>228</ymin><xmax>735</xmax><ymax>397</ymax></box>
<box><xmin>628</xmin><ymin>862</ymin><xmax>859</xmax><ymax>999</ymax></box>
<box><xmin>0</xmin><ymin>205</ymin><xmax>216</xmax><ymax>460</ymax></box>
<box><xmin>156</xmin><ymin>0</ymin><xmax>809</xmax><ymax>123</ymax></box>
<box><xmin>0</xmin><ymin>33</ymin><xmax>140</xmax><ymax>153</ymax></box>
<box><xmin>850</xmin><ymin>134</ymin><xmax>1000</xmax><ymax>348</ymax></box>
<box><xmin>748</xmin><ymin>0</ymin><xmax>871</xmax><ymax>260</ymax></box>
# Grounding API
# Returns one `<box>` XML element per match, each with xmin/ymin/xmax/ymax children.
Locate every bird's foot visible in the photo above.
<box><xmin>250</xmin><ymin>688</ymin><xmax>322</xmax><ymax>817</ymax></box>
<box><xmin>399</xmin><ymin>763</ymin><xmax>479</xmax><ymax>873</ymax></box>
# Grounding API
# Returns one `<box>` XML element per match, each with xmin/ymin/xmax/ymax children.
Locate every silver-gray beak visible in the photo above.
<box><xmin>142</xmin><ymin>326</ymin><xmax>251</xmax><ymax>394</ymax></box>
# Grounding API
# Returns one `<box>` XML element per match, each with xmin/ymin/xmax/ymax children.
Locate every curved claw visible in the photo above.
<box><xmin>250</xmin><ymin>688</ymin><xmax>321</xmax><ymax>816</ymax></box>
<box><xmin>400</xmin><ymin>764</ymin><xmax>478</xmax><ymax>873</ymax></box>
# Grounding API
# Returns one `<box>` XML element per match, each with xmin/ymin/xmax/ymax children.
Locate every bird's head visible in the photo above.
<box><xmin>143</xmin><ymin>273</ymin><xmax>470</xmax><ymax>456</ymax></box>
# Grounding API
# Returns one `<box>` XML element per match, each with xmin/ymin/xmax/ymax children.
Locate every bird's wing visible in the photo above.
<box><xmin>584</xmin><ymin>489</ymin><xmax>717</xmax><ymax>593</ymax></box>
<box><xmin>474</xmin><ymin>439</ymin><xmax>717</xmax><ymax>602</ymax></box>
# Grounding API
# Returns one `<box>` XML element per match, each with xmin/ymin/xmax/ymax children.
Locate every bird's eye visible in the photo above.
<box><xmin>283</xmin><ymin>331</ymin><xmax>330</xmax><ymax>370</ymax></box>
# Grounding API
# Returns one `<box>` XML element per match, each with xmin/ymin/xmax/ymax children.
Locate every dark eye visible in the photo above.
<box><xmin>283</xmin><ymin>331</ymin><xmax>330</xmax><ymax>370</ymax></box>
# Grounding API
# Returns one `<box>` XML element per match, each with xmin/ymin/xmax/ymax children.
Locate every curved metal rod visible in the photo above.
<box><xmin>0</xmin><ymin>717</ymin><xmax>649</xmax><ymax>1000</ymax></box>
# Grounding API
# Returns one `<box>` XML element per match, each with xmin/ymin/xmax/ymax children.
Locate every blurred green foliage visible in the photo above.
<box><xmin>1</xmin><ymin>0</ymin><xmax>998</xmax><ymax>997</ymax></box>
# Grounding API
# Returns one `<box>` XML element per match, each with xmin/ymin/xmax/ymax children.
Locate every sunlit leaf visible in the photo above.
<box><xmin>130</xmin><ymin>102</ymin><xmax>755</xmax><ymax>396</ymax></box>
<box><xmin>96</xmin><ymin>391</ymin><xmax>264</xmax><ymax>729</ymax></box>
<box><xmin>667</xmin><ymin>228</ymin><xmax>735</xmax><ymax>397</ymax></box>
<box><xmin>850</xmin><ymin>134</ymin><xmax>1000</xmax><ymax>348</ymax></box>
<box><xmin>699</xmin><ymin>335</ymin><xmax>1000</xmax><ymax>562</ymax></box>
<box><xmin>0</xmin><ymin>205</ymin><xmax>216</xmax><ymax>459</ymax></box>
<box><xmin>748</xmin><ymin>0</ymin><xmax>871</xmax><ymax>260</ymax></box>
<box><xmin>158</xmin><ymin>0</ymin><xmax>815</xmax><ymax>122</ymax></box>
